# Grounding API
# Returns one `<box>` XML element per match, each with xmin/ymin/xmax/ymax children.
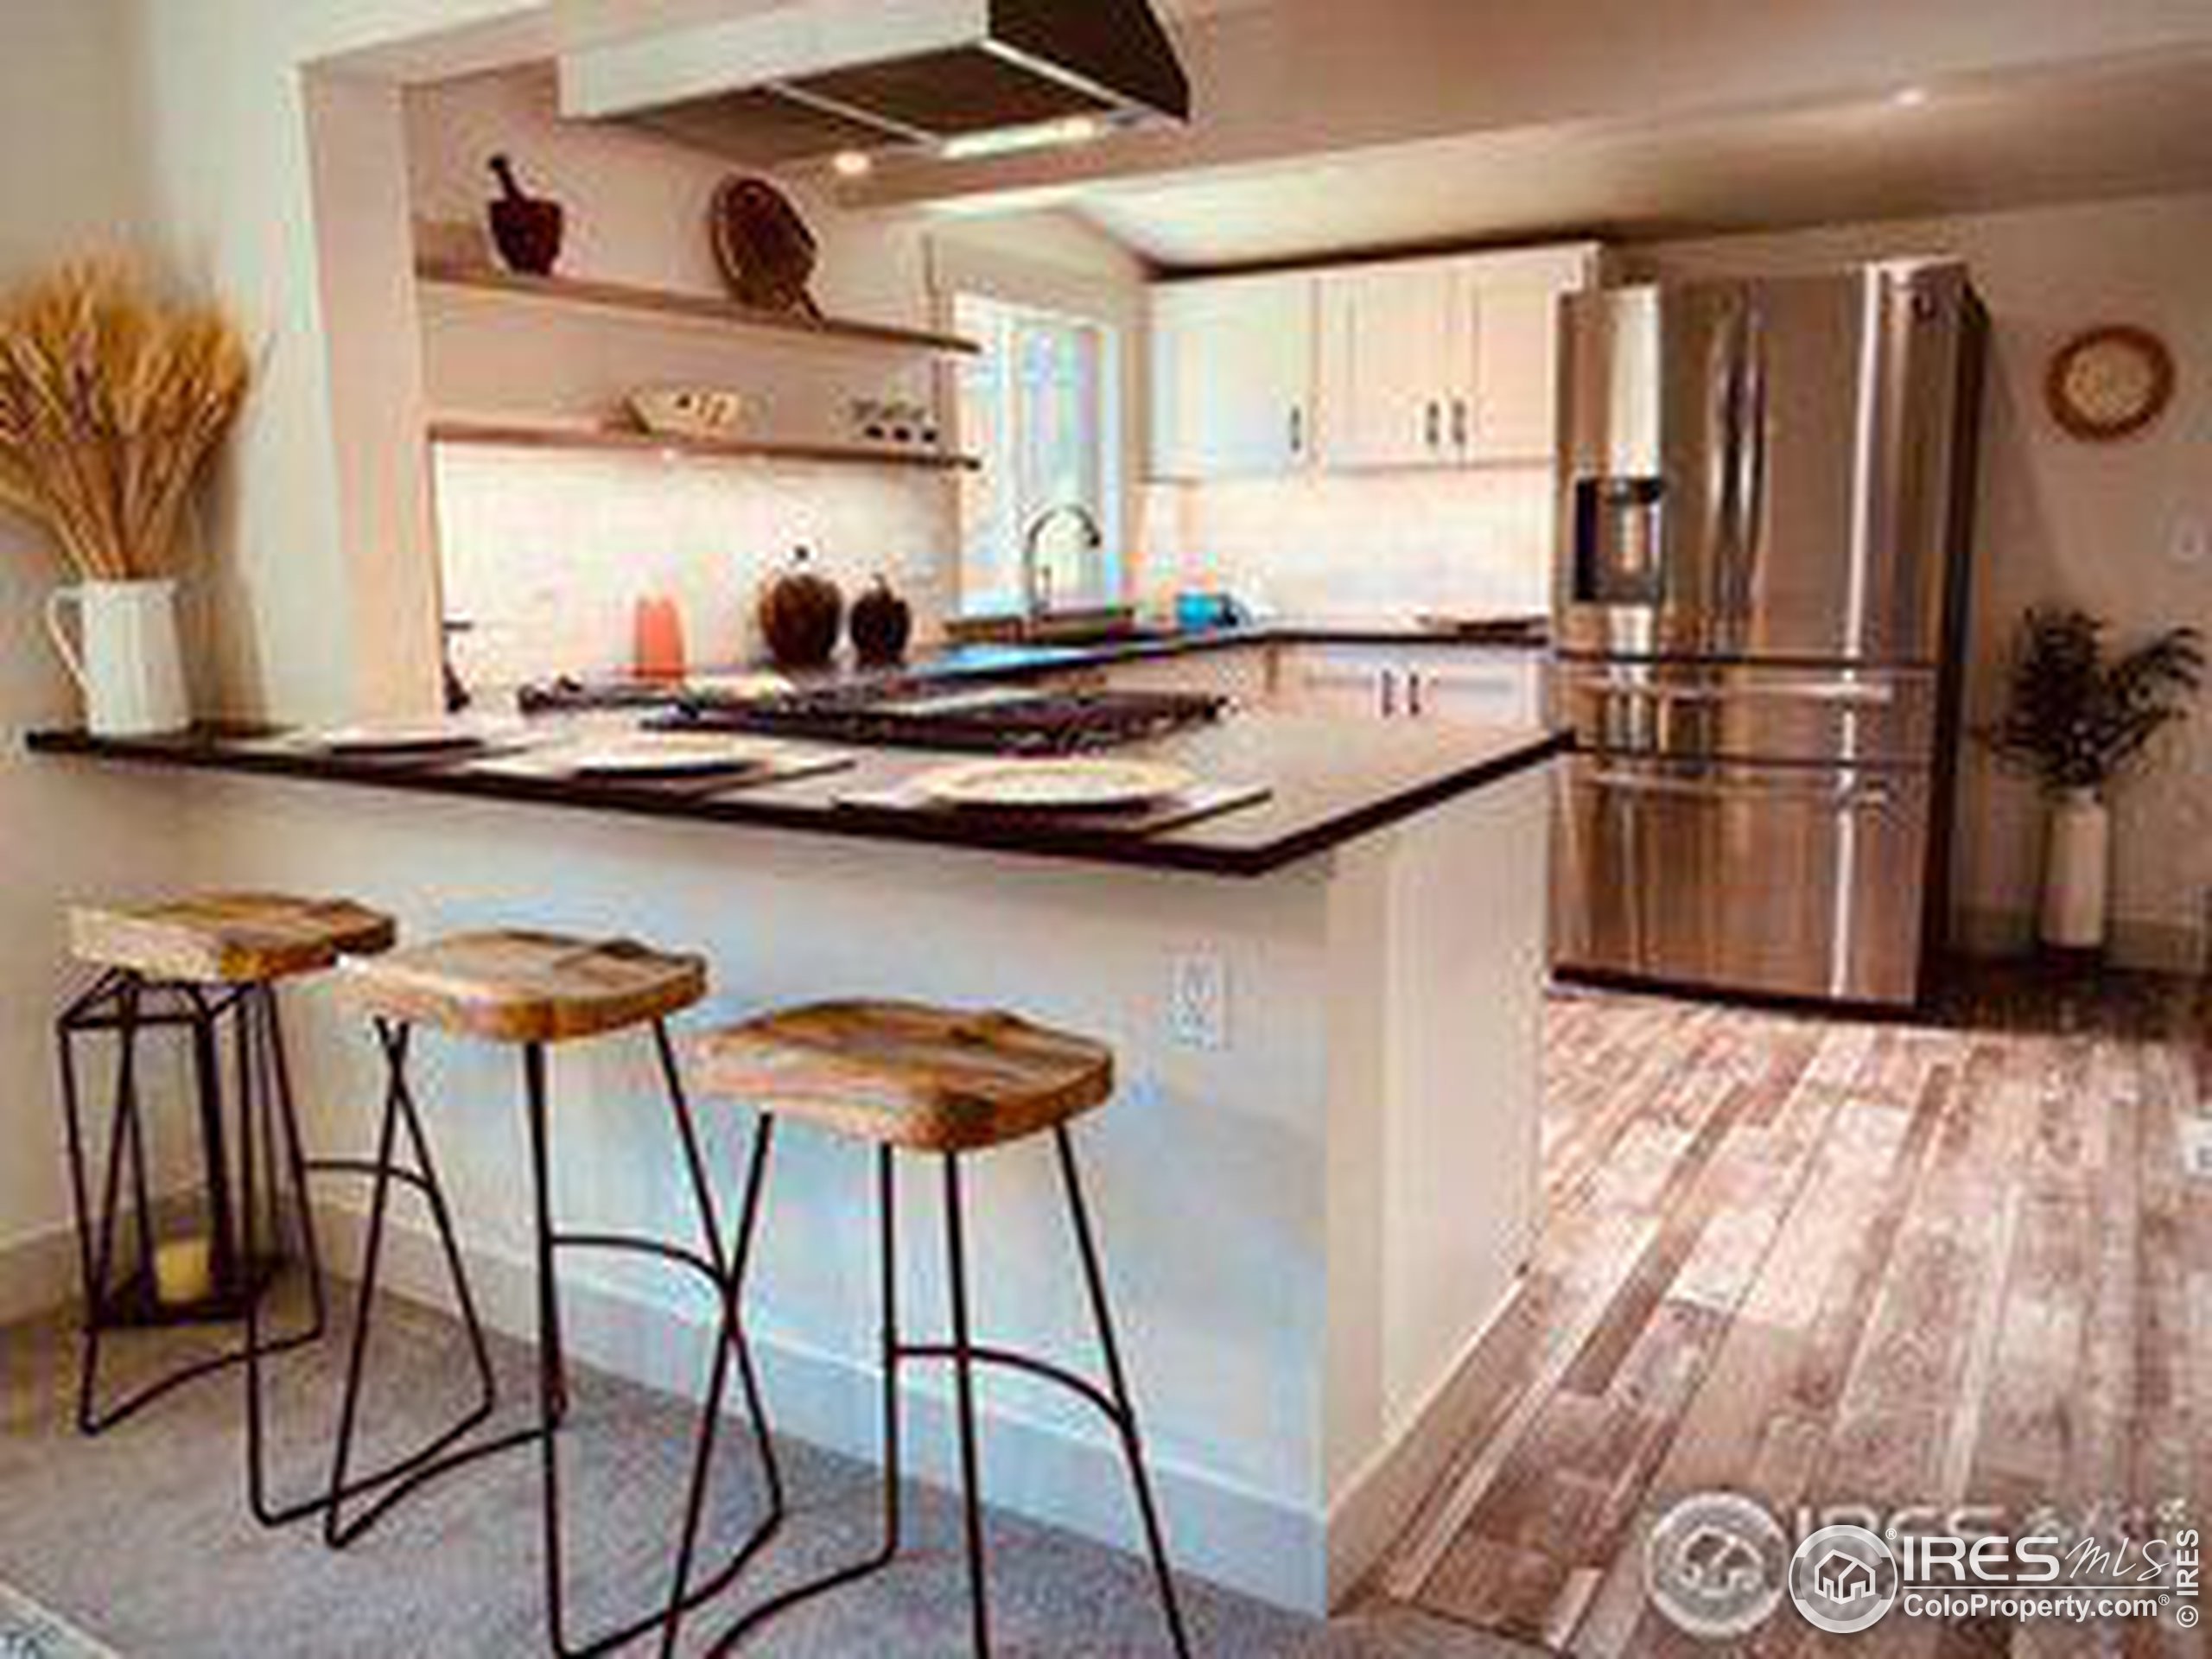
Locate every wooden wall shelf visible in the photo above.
<box><xmin>416</xmin><ymin>260</ymin><xmax>982</xmax><ymax>358</ymax></box>
<box><xmin>428</xmin><ymin>416</ymin><xmax>983</xmax><ymax>474</ymax></box>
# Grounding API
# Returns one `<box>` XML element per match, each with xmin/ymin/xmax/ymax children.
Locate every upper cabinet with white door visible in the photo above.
<box><xmin>1316</xmin><ymin>243</ymin><xmax>1601</xmax><ymax>469</ymax></box>
<box><xmin>1149</xmin><ymin>241</ymin><xmax>1602</xmax><ymax>479</ymax></box>
<box><xmin>1148</xmin><ymin>271</ymin><xmax>1316</xmax><ymax>480</ymax></box>
<box><xmin>1313</xmin><ymin>258</ymin><xmax>1464</xmax><ymax>468</ymax></box>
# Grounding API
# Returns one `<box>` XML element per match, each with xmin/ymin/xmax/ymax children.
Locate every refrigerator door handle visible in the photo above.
<box><xmin>1704</xmin><ymin>312</ymin><xmax>1744</xmax><ymax>621</ymax></box>
<box><xmin>1587</xmin><ymin>769</ymin><xmax>1897</xmax><ymax>812</ymax></box>
<box><xmin>1733</xmin><ymin>310</ymin><xmax>1770</xmax><ymax>618</ymax></box>
<box><xmin>1585</xmin><ymin>677</ymin><xmax>1898</xmax><ymax>708</ymax></box>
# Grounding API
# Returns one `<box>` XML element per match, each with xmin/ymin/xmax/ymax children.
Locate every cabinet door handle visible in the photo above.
<box><xmin>1408</xmin><ymin>670</ymin><xmax>1425</xmax><ymax>717</ymax></box>
<box><xmin>1452</xmin><ymin>398</ymin><xmax>1470</xmax><ymax>451</ymax></box>
<box><xmin>1425</xmin><ymin>401</ymin><xmax>1442</xmax><ymax>451</ymax></box>
<box><xmin>1288</xmin><ymin>404</ymin><xmax>1304</xmax><ymax>456</ymax></box>
<box><xmin>1379</xmin><ymin>669</ymin><xmax>1396</xmax><ymax>718</ymax></box>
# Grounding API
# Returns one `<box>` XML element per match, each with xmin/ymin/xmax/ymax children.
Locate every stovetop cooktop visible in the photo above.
<box><xmin>658</xmin><ymin>681</ymin><xmax>1230</xmax><ymax>755</ymax></box>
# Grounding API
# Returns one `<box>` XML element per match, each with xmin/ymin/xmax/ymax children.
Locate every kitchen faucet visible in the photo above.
<box><xmin>1020</xmin><ymin>502</ymin><xmax>1103</xmax><ymax>625</ymax></box>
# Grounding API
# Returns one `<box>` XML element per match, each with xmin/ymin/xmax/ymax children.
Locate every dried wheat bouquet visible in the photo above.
<box><xmin>0</xmin><ymin>263</ymin><xmax>249</xmax><ymax>583</ymax></box>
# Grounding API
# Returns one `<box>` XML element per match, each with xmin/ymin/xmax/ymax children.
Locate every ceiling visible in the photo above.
<box><xmin>1064</xmin><ymin>51</ymin><xmax>2212</xmax><ymax>269</ymax></box>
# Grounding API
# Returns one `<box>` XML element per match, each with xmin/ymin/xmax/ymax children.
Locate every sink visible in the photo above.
<box><xmin>1030</xmin><ymin>619</ymin><xmax>1179</xmax><ymax>647</ymax></box>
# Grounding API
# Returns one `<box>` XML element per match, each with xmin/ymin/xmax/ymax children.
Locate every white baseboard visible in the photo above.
<box><xmin>315</xmin><ymin>1202</ymin><xmax>1329</xmax><ymax>1614</ymax></box>
<box><xmin>1322</xmin><ymin>1270</ymin><xmax>1534</xmax><ymax>1608</ymax></box>
<box><xmin>0</xmin><ymin>1221</ymin><xmax>76</xmax><ymax>1326</ymax></box>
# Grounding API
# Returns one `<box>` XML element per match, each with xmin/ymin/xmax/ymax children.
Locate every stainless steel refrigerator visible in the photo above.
<box><xmin>1550</xmin><ymin>261</ymin><xmax>1985</xmax><ymax>1007</ymax></box>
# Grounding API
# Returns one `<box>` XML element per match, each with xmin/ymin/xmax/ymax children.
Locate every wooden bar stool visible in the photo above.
<box><xmin>332</xmin><ymin>929</ymin><xmax>784</xmax><ymax>1659</ymax></box>
<box><xmin>54</xmin><ymin>893</ymin><xmax>396</xmax><ymax>1514</ymax></box>
<box><xmin>691</xmin><ymin>1001</ymin><xmax>1190</xmax><ymax>1658</ymax></box>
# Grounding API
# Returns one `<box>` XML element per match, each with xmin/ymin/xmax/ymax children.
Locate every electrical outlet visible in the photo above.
<box><xmin>2171</xmin><ymin>518</ymin><xmax>2210</xmax><ymax>569</ymax></box>
<box><xmin>2181</xmin><ymin>1118</ymin><xmax>2212</xmax><ymax>1181</ymax></box>
<box><xmin>1168</xmin><ymin>950</ymin><xmax>1230</xmax><ymax>1051</ymax></box>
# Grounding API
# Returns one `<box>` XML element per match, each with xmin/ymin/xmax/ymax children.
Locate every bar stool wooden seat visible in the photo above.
<box><xmin>54</xmin><ymin>891</ymin><xmax>397</xmax><ymax>1519</ymax></box>
<box><xmin>71</xmin><ymin>893</ymin><xmax>396</xmax><ymax>986</ymax></box>
<box><xmin>699</xmin><ymin>1001</ymin><xmax>1114</xmax><ymax>1152</ymax></box>
<box><xmin>692</xmin><ymin>1000</ymin><xmax>1189</xmax><ymax>1658</ymax></box>
<box><xmin>331</xmin><ymin>928</ymin><xmax>782</xmax><ymax>1659</ymax></box>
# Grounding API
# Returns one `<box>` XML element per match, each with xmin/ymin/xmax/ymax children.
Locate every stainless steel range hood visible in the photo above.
<box><xmin>559</xmin><ymin>0</ymin><xmax>1191</xmax><ymax>165</ymax></box>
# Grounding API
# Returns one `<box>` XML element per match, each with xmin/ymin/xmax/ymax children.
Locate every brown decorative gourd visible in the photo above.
<box><xmin>849</xmin><ymin>575</ymin><xmax>913</xmax><ymax>667</ymax></box>
<box><xmin>711</xmin><ymin>175</ymin><xmax>822</xmax><ymax>317</ymax></box>
<box><xmin>756</xmin><ymin>547</ymin><xmax>844</xmax><ymax>669</ymax></box>
<box><xmin>486</xmin><ymin>155</ymin><xmax>564</xmax><ymax>276</ymax></box>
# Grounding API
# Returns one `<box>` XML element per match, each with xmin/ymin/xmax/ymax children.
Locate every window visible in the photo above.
<box><xmin>953</xmin><ymin>292</ymin><xmax>1122</xmax><ymax>617</ymax></box>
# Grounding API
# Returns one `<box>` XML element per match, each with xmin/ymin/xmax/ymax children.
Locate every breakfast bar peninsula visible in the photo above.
<box><xmin>31</xmin><ymin>702</ymin><xmax>1560</xmax><ymax>1615</ymax></box>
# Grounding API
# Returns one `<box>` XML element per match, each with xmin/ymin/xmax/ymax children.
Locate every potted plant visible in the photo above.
<box><xmin>1982</xmin><ymin>607</ymin><xmax>2203</xmax><ymax>951</ymax></box>
<box><xmin>0</xmin><ymin>264</ymin><xmax>249</xmax><ymax>734</ymax></box>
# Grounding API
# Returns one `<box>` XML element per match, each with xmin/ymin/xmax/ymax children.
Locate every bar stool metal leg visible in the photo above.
<box><xmin>703</xmin><ymin>1141</ymin><xmax>906</xmax><ymax>1658</ymax></box>
<box><xmin>941</xmin><ymin>1154</ymin><xmax>995</xmax><ymax>1656</ymax></box>
<box><xmin>321</xmin><ymin>1020</ymin><xmax>519</xmax><ymax>1547</ymax></box>
<box><xmin>657</xmin><ymin>1035</ymin><xmax>786</xmax><ymax>1659</ymax></box>
<box><xmin>1052</xmin><ymin>1125</ymin><xmax>1192</xmax><ymax>1658</ymax></box>
<box><xmin>521</xmin><ymin>1024</ymin><xmax>787</xmax><ymax>1659</ymax></box>
<box><xmin>706</xmin><ymin>1129</ymin><xmax>1191</xmax><ymax>1659</ymax></box>
<box><xmin>234</xmin><ymin>982</ymin><xmax>337</xmax><ymax>1526</ymax></box>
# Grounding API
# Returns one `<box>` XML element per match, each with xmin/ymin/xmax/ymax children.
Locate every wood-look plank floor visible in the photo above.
<box><xmin>1381</xmin><ymin>965</ymin><xmax>2209</xmax><ymax>1656</ymax></box>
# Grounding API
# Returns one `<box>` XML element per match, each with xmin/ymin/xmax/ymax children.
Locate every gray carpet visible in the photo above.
<box><xmin>0</xmin><ymin>1294</ymin><xmax>1541</xmax><ymax>1657</ymax></box>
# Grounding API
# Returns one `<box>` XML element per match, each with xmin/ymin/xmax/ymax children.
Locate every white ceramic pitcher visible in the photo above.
<box><xmin>44</xmin><ymin>578</ymin><xmax>191</xmax><ymax>736</ymax></box>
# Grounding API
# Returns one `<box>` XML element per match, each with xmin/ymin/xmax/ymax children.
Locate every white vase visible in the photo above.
<box><xmin>2038</xmin><ymin>785</ymin><xmax>2110</xmax><ymax>951</ymax></box>
<box><xmin>43</xmin><ymin>577</ymin><xmax>192</xmax><ymax>737</ymax></box>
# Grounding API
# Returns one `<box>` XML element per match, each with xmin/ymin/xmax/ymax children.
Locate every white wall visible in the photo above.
<box><xmin>121</xmin><ymin>0</ymin><xmax>547</xmax><ymax>720</ymax></box>
<box><xmin>1635</xmin><ymin>191</ymin><xmax>2212</xmax><ymax>969</ymax></box>
<box><xmin>0</xmin><ymin>0</ymin><xmax>192</xmax><ymax>1316</ymax></box>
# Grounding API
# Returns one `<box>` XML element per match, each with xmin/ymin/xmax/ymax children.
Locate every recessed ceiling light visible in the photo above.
<box><xmin>1891</xmin><ymin>86</ymin><xmax>1930</xmax><ymax>108</ymax></box>
<box><xmin>831</xmin><ymin>149</ymin><xmax>874</xmax><ymax>179</ymax></box>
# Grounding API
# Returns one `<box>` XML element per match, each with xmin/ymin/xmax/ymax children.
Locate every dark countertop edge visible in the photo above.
<box><xmin>24</xmin><ymin>727</ymin><xmax>1570</xmax><ymax>880</ymax></box>
<box><xmin>919</xmin><ymin>621</ymin><xmax>1550</xmax><ymax>677</ymax></box>
<box><xmin>501</xmin><ymin>620</ymin><xmax>1548</xmax><ymax>710</ymax></box>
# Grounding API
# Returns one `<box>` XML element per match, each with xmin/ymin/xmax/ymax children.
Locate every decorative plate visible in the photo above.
<box><xmin>2045</xmin><ymin>325</ymin><xmax>2175</xmax><ymax>442</ymax></box>
<box><xmin>913</xmin><ymin>758</ymin><xmax>1196</xmax><ymax>813</ymax></box>
<box><xmin>566</xmin><ymin>734</ymin><xmax>787</xmax><ymax>776</ymax></box>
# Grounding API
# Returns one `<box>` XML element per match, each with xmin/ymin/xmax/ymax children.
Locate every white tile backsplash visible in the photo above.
<box><xmin>1136</xmin><ymin>468</ymin><xmax>1555</xmax><ymax>620</ymax></box>
<box><xmin>434</xmin><ymin>447</ymin><xmax>957</xmax><ymax>689</ymax></box>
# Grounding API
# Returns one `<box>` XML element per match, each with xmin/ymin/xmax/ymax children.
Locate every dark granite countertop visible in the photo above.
<box><xmin>27</xmin><ymin>711</ymin><xmax>1566</xmax><ymax>879</ymax></box>
<box><xmin>893</xmin><ymin>618</ymin><xmax>1549</xmax><ymax>683</ymax></box>
<box><xmin>512</xmin><ymin>619</ymin><xmax>1549</xmax><ymax>711</ymax></box>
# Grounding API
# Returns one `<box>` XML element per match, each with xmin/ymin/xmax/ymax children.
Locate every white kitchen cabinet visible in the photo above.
<box><xmin>1148</xmin><ymin>242</ymin><xmax>1599</xmax><ymax>479</ymax></box>
<box><xmin>1396</xmin><ymin>652</ymin><xmax>1546</xmax><ymax>725</ymax></box>
<box><xmin>1464</xmin><ymin>275</ymin><xmax>1568</xmax><ymax>464</ymax></box>
<box><xmin>1148</xmin><ymin>273</ymin><xmax>1316</xmax><ymax>479</ymax></box>
<box><xmin>1314</xmin><ymin>258</ymin><xmax>1463</xmax><ymax>469</ymax></box>
<box><xmin>1283</xmin><ymin>648</ymin><xmax>1403</xmax><ymax>718</ymax></box>
<box><xmin>1278</xmin><ymin>645</ymin><xmax>1546</xmax><ymax>726</ymax></box>
<box><xmin>1313</xmin><ymin>245</ymin><xmax>1599</xmax><ymax>471</ymax></box>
